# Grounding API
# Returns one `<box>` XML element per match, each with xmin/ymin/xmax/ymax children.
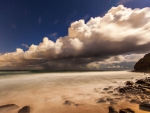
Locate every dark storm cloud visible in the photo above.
<box><xmin>0</xmin><ymin>5</ymin><xmax>150</xmax><ymax>70</ymax></box>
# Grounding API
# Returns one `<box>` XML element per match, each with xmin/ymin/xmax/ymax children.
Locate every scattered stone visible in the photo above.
<box><xmin>108</xmin><ymin>106</ymin><xmax>118</xmax><ymax>113</ymax></box>
<box><xmin>125</xmin><ymin>81</ymin><xmax>134</xmax><ymax>85</ymax></box>
<box><xmin>113</xmin><ymin>93</ymin><xmax>119</xmax><ymax>96</ymax></box>
<box><xmin>119</xmin><ymin>94</ymin><xmax>124</xmax><ymax>96</ymax></box>
<box><xmin>130</xmin><ymin>98</ymin><xmax>141</xmax><ymax>104</ymax></box>
<box><xmin>142</xmin><ymin>88</ymin><xmax>150</xmax><ymax>93</ymax></box>
<box><xmin>139</xmin><ymin>101</ymin><xmax>150</xmax><ymax>112</ymax></box>
<box><xmin>106</xmin><ymin>98</ymin><xmax>113</xmax><ymax>102</ymax></box>
<box><xmin>103</xmin><ymin>88</ymin><xmax>109</xmax><ymax>91</ymax></box>
<box><xmin>0</xmin><ymin>104</ymin><xmax>18</xmax><ymax>109</ymax></box>
<box><xmin>112</xmin><ymin>81</ymin><xmax>117</xmax><ymax>83</ymax></box>
<box><xmin>63</xmin><ymin>100</ymin><xmax>78</xmax><ymax>106</ymax></box>
<box><xmin>18</xmin><ymin>106</ymin><xmax>30</xmax><ymax>113</ymax></box>
<box><xmin>114</xmin><ymin>98</ymin><xmax>122</xmax><ymax>100</ymax></box>
<box><xmin>118</xmin><ymin>88</ymin><xmax>126</xmax><ymax>93</ymax></box>
<box><xmin>96</xmin><ymin>98</ymin><xmax>106</xmax><ymax>103</ymax></box>
<box><xmin>110</xmin><ymin>100</ymin><xmax>118</xmax><ymax>105</ymax></box>
<box><xmin>0</xmin><ymin>104</ymin><xmax>19</xmax><ymax>113</ymax></box>
<box><xmin>109</xmin><ymin>86</ymin><xmax>113</xmax><ymax>89</ymax></box>
<box><xmin>94</xmin><ymin>88</ymin><xmax>99</xmax><ymax>92</ymax></box>
<box><xmin>125</xmin><ymin>95</ymin><xmax>132</xmax><ymax>99</ymax></box>
<box><xmin>107</xmin><ymin>91</ymin><xmax>113</xmax><ymax>94</ymax></box>
<box><xmin>136</xmin><ymin>79</ymin><xmax>146</xmax><ymax>84</ymax></box>
<box><xmin>119</xmin><ymin>108</ymin><xmax>135</xmax><ymax>113</ymax></box>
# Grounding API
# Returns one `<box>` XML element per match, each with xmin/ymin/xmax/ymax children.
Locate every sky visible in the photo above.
<box><xmin>0</xmin><ymin>0</ymin><xmax>150</xmax><ymax>70</ymax></box>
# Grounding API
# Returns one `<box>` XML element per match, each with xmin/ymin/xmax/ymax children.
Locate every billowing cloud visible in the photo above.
<box><xmin>0</xmin><ymin>5</ymin><xmax>150</xmax><ymax>70</ymax></box>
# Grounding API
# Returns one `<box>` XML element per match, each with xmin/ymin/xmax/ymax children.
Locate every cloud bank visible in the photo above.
<box><xmin>1</xmin><ymin>5</ymin><xmax>150</xmax><ymax>70</ymax></box>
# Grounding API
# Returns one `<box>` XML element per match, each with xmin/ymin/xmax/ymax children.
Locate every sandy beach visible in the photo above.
<box><xmin>0</xmin><ymin>71</ymin><xmax>149</xmax><ymax>113</ymax></box>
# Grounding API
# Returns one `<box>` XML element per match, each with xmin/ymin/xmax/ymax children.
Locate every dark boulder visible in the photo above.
<box><xmin>108</xmin><ymin>106</ymin><xmax>118</xmax><ymax>113</ymax></box>
<box><xmin>63</xmin><ymin>100</ymin><xmax>78</xmax><ymax>106</ymax></box>
<box><xmin>18</xmin><ymin>106</ymin><xmax>30</xmax><ymax>113</ymax></box>
<box><xmin>0</xmin><ymin>104</ymin><xmax>19</xmax><ymax>113</ymax></box>
<box><xmin>103</xmin><ymin>88</ymin><xmax>109</xmax><ymax>91</ymax></box>
<box><xmin>0</xmin><ymin>104</ymin><xmax>18</xmax><ymax>109</ymax></box>
<box><xmin>118</xmin><ymin>88</ymin><xmax>126</xmax><ymax>93</ymax></box>
<box><xmin>106</xmin><ymin>98</ymin><xmax>113</xmax><ymax>102</ymax></box>
<box><xmin>119</xmin><ymin>108</ymin><xmax>135</xmax><ymax>113</ymax></box>
<box><xmin>135</xmin><ymin>79</ymin><xmax>146</xmax><ymax>84</ymax></box>
<box><xmin>96</xmin><ymin>98</ymin><xmax>106</xmax><ymax>103</ymax></box>
<box><xmin>130</xmin><ymin>98</ymin><xmax>141</xmax><ymax>104</ymax></box>
<box><xmin>125</xmin><ymin>81</ymin><xmax>134</xmax><ymax>85</ymax></box>
<box><xmin>110</xmin><ymin>100</ymin><xmax>118</xmax><ymax>105</ymax></box>
<box><xmin>139</xmin><ymin>101</ymin><xmax>150</xmax><ymax>112</ymax></box>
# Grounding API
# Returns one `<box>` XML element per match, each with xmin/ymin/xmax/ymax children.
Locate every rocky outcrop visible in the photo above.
<box><xmin>134</xmin><ymin>53</ymin><xmax>150</xmax><ymax>72</ymax></box>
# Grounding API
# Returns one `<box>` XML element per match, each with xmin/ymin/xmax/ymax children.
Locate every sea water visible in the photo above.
<box><xmin>0</xmin><ymin>71</ymin><xmax>148</xmax><ymax>113</ymax></box>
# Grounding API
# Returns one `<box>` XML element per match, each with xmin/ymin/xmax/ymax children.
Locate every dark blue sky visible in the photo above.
<box><xmin>0</xmin><ymin>0</ymin><xmax>150</xmax><ymax>53</ymax></box>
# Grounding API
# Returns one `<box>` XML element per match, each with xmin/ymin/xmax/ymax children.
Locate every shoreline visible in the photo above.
<box><xmin>0</xmin><ymin>71</ymin><xmax>149</xmax><ymax>113</ymax></box>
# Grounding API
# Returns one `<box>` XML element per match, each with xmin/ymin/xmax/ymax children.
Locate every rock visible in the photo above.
<box><xmin>109</xmin><ymin>86</ymin><xmax>113</xmax><ymax>89</ymax></box>
<box><xmin>136</xmin><ymin>79</ymin><xmax>146</xmax><ymax>84</ymax></box>
<box><xmin>108</xmin><ymin>106</ymin><xmax>118</xmax><ymax>113</ymax></box>
<box><xmin>63</xmin><ymin>100</ymin><xmax>78</xmax><ymax>106</ymax></box>
<box><xmin>125</xmin><ymin>95</ymin><xmax>132</xmax><ymax>99</ymax></box>
<box><xmin>142</xmin><ymin>88</ymin><xmax>150</xmax><ymax>93</ymax></box>
<box><xmin>18</xmin><ymin>106</ymin><xmax>30</xmax><ymax>113</ymax></box>
<box><xmin>139</xmin><ymin>101</ymin><xmax>150</xmax><ymax>112</ymax></box>
<box><xmin>112</xmin><ymin>81</ymin><xmax>117</xmax><ymax>83</ymax></box>
<box><xmin>134</xmin><ymin>53</ymin><xmax>150</xmax><ymax>72</ymax></box>
<box><xmin>96</xmin><ymin>98</ymin><xmax>106</xmax><ymax>103</ymax></box>
<box><xmin>125</xmin><ymin>81</ymin><xmax>134</xmax><ymax>85</ymax></box>
<box><xmin>114</xmin><ymin>98</ymin><xmax>122</xmax><ymax>100</ymax></box>
<box><xmin>107</xmin><ymin>91</ymin><xmax>113</xmax><ymax>94</ymax></box>
<box><xmin>113</xmin><ymin>93</ymin><xmax>119</xmax><ymax>96</ymax></box>
<box><xmin>0</xmin><ymin>104</ymin><xmax>18</xmax><ymax>109</ymax></box>
<box><xmin>140</xmin><ymin>94</ymin><xmax>146</xmax><ymax>100</ymax></box>
<box><xmin>0</xmin><ymin>104</ymin><xmax>19</xmax><ymax>113</ymax></box>
<box><xmin>130</xmin><ymin>98</ymin><xmax>141</xmax><ymax>104</ymax></box>
<box><xmin>110</xmin><ymin>100</ymin><xmax>118</xmax><ymax>105</ymax></box>
<box><xmin>94</xmin><ymin>88</ymin><xmax>99</xmax><ymax>92</ymax></box>
<box><xmin>119</xmin><ymin>108</ymin><xmax>135</xmax><ymax>113</ymax></box>
<box><xmin>118</xmin><ymin>88</ymin><xmax>126</xmax><ymax>93</ymax></box>
<box><xmin>106</xmin><ymin>98</ymin><xmax>113</xmax><ymax>102</ymax></box>
<box><xmin>119</xmin><ymin>93</ymin><xmax>124</xmax><ymax>96</ymax></box>
<box><xmin>103</xmin><ymin>88</ymin><xmax>109</xmax><ymax>91</ymax></box>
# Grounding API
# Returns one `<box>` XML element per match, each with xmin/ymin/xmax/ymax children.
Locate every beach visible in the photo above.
<box><xmin>0</xmin><ymin>71</ymin><xmax>149</xmax><ymax>113</ymax></box>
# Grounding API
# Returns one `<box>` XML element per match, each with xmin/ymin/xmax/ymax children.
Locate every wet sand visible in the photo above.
<box><xmin>0</xmin><ymin>71</ymin><xmax>149</xmax><ymax>113</ymax></box>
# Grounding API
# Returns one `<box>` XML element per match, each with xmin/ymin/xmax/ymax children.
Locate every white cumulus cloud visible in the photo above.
<box><xmin>0</xmin><ymin>5</ymin><xmax>150</xmax><ymax>70</ymax></box>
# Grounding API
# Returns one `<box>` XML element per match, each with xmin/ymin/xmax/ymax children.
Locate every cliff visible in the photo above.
<box><xmin>134</xmin><ymin>53</ymin><xmax>150</xmax><ymax>72</ymax></box>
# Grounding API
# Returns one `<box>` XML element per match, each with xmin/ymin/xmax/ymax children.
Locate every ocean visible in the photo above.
<box><xmin>0</xmin><ymin>71</ymin><xmax>148</xmax><ymax>113</ymax></box>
